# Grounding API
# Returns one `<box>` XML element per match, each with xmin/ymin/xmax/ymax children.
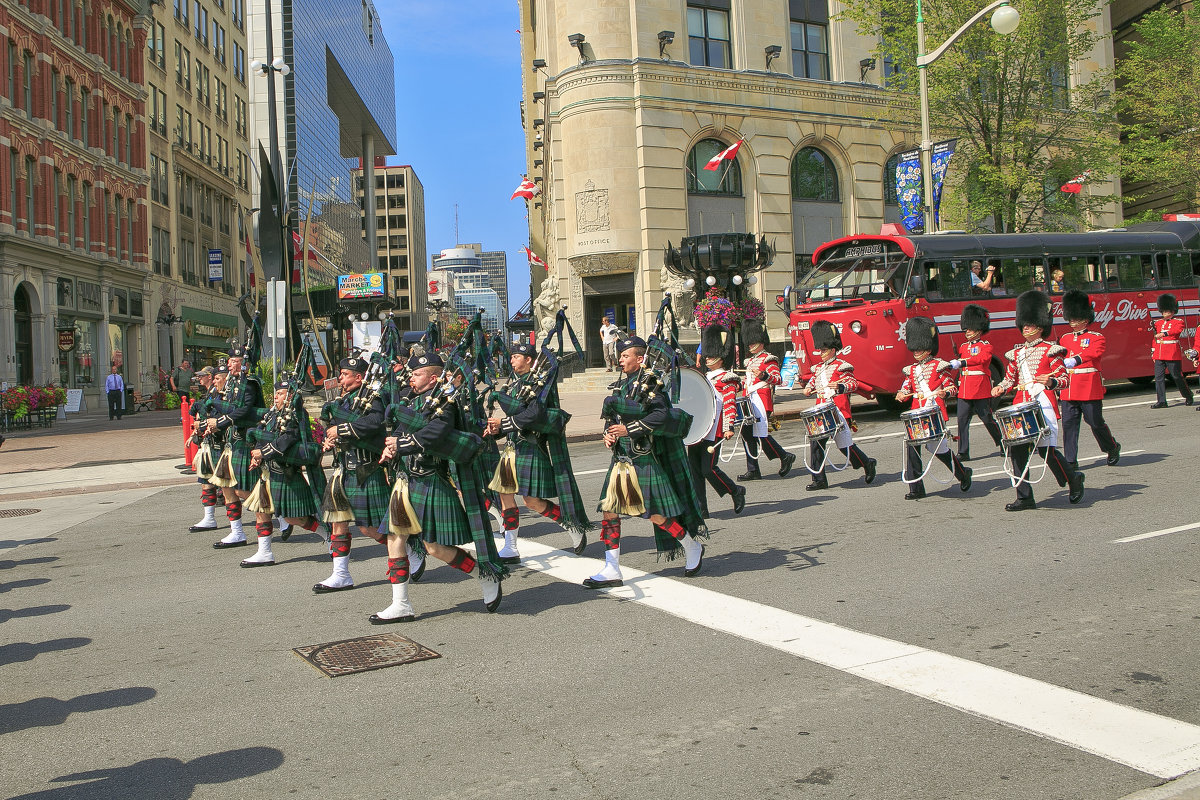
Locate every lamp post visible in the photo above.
<box><xmin>916</xmin><ymin>0</ymin><xmax>1020</xmax><ymax>232</ymax></box>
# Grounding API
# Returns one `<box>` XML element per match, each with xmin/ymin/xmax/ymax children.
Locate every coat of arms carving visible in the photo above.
<box><xmin>575</xmin><ymin>180</ymin><xmax>610</xmax><ymax>233</ymax></box>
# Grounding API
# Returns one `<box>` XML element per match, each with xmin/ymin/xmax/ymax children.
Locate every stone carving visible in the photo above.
<box><xmin>575</xmin><ymin>180</ymin><xmax>610</xmax><ymax>233</ymax></box>
<box><xmin>533</xmin><ymin>272</ymin><xmax>561</xmax><ymax>332</ymax></box>
<box><xmin>568</xmin><ymin>252</ymin><xmax>639</xmax><ymax>277</ymax></box>
<box><xmin>659</xmin><ymin>264</ymin><xmax>695</xmax><ymax>328</ymax></box>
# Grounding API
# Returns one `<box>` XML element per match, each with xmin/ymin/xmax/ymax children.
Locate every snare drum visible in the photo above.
<box><xmin>994</xmin><ymin>401</ymin><xmax>1047</xmax><ymax>447</ymax></box>
<box><xmin>799</xmin><ymin>401</ymin><xmax>841</xmax><ymax>441</ymax></box>
<box><xmin>900</xmin><ymin>406</ymin><xmax>945</xmax><ymax>444</ymax></box>
<box><xmin>733</xmin><ymin>396</ymin><xmax>755</xmax><ymax>425</ymax></box>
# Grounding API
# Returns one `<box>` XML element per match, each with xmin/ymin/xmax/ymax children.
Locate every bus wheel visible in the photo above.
<box><xmin>875</xmin><ymin>393</ymin><xmax>902</xmax><ymax>412</ymax></box>
<box><xmin>1128</xmin><ymin>376</ymin><xmax>1154</xmax><ymax>387</ymax></box>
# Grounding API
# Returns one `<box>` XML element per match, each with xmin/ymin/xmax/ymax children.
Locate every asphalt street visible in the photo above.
<box><xmin>2</xmin><ymin>383</ymin><xmax>1200</xmax><ymax>799</ymax></box>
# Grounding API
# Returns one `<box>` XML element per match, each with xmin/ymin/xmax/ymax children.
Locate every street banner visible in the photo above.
<box><xmin>896</xmin><ymin>148</ymin><xmax>923</xmax><ymax>234</ymax></box>
<box><xmin>931</xmin><ymin>138</ymin><xmax>958</xmax><ymax>226</ymax></box>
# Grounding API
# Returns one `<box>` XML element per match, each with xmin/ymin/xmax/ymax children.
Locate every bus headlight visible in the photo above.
<box><xmin>850</xmin><ymin>320</ymin><xmax>863</xmax><ymax>335</ymax></box>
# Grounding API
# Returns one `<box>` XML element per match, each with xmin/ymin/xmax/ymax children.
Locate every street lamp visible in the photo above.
<box><xmin>916</xmin><ymin>0</ymin><xmax>1019</xmax><ymax>232</ymax></box>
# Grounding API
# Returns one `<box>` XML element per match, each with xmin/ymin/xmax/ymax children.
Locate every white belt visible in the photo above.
<box><xmin>963</xmin><ymin>369</ymin><xmax>987</xmax><ymax>376</ymax></box>
<box><xmin>1160</xmin><ymin>339</ymin><xmax>1178</xmax><ymax>344</ymax></box>
<box><xmin>1068</xmin><ymin>367</ymin><xmax>1098</xmax><ymax>373</ymax></box>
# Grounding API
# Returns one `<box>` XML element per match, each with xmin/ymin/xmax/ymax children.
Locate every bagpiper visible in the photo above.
<box><xmin>992</xmin><ymin>290</ymin><xmax>1085</xmax><ymax>511</ymax></box>
<box><xmin>689</xmin><ymin>324</ymin><xmax>746</xmax><ymax>516</ymax></box>
<box><xmin>947</xmin><ymin>304</ymin><xmax>1003</xmax><ymax>460</ymax></box>
<box><xmin>802</xmin><ymin>320</ymin><xmax>877</xmax><ymax>490</ymax></box>
<box><xmin>894</xmin><ymin>317</ymin><xmax>972</xmax><ymax>499</ymax></box>
<box><xmin>187</xmin><ymin>366</ymin><xmax>223</xmax><ymax>532</ymax></box>
<box><xmin>738</xmin><ymin>319</ymin><xmax>797</xmax><ymax>480</ymax></box>
<box><xmin>374</xmin><ymin>351</ymin><xmax>507</xmax><ymax>623</ymax></box>
<box><xmin>587</xmin><ymin>334</ymin><xmax>707</xmax><ymax>589</ymax></box>
<box><xmin>1059</xmin><ymin>289</ymin><xmax>1121</xmax><ymax>469</ymax></box>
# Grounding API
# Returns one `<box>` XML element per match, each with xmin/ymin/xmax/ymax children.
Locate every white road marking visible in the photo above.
<box><xmin>513</xmin><ymin>538</ymin><xmax>1200</xmax><ymax>779</ymax></box>
<box><xmin>1113</xmin><ymin>522</ymin><xmax>1200</xmax><ymax>544</ymax></box>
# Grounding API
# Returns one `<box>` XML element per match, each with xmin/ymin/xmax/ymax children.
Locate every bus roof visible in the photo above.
<box><xmin>811</xmin><ymin>221</ymin><xmax>1200</xmax><ymax>264</ymax></box>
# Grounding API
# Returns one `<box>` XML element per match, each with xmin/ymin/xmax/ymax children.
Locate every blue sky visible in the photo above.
<box><xmin>374</xmin><ymin>0</ymin><xmax>532</xmax><ymax>312</ymax></box>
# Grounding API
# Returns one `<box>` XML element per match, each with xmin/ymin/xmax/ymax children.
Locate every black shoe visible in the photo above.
<box><xmin>498</xmin><ymin>555</ymin><xmax>521</xmax><ymax>565</ymax></box>
<box><xmin>279</xmin><ymin>524</ymin><xmax>293</xmax><ymax>542</ymax></box>
<box><xmin>806</xmin><ymin>477</ymin><xmax>829</xmax><ymax>492</ymax></box>
<box><xmin>737</xmin><ymin>470</ymin><xmax>762</xmax><ymax>481</ymax></box>
<box><xmin>410</xmin><ymin>556</ymin><xmax>426</xmax><ymax>583</ymax></box>
<box><xmin>212</xmin><ymin>539</ymin><xmax>247</xmax><ymax>549</ymax></box>
<box><xmin>684</xmin><ymin>545</ymin><xmax>705</xmax><ymax>578</ymax></box>
<box><xmin>1005</xmin><ymin>498</ymin><xmax>1037</xmax><ymax>512</ymax></box>
<box><xmin>312</xmin><ymin>582</ymin><xmax>355</xmax><ymax>594</ymax></box>
<box><xmin>1107</xmin><ymin>444</ymin><xmax>1121</xmax><ymax>466</ymax></box>
<box><xmin>958</xmin><ymin>451</ymin><xmax>970</xmax><ymax>462</ymax></box>
<box><xmin>863</xmin><ymin>458</ymin><xmax>878</xmax><ymax>485</ymax></box>
<box><xmin>959</xmin><ymin>466</ymin><xmax>973</xmax><ymax>493</ymax></box>
<box><xmin>369</xmin><ymin>611</ymin><xmax>415</xmax><ymax>625</ymax></box>
<box><xmin>572</xmin><ymin>531</ymin><xmax>588</xmax><ymax>555</ymax></box>
<box><xmin>239</xmin><ymin>558</ymin><xmax>275</xmax><ymax>568</ymax></box>
<box><xmin>904</xmin><ymin>489</ymin><xmax>926</xmax><ymax>500</ymax></box>
<box><xmin>188</xmin><ymin>523</ymin><xmax>218</xmax><ymax>532</ymax></box>
<box><xmin>582</xmin><ymin>576</ymin><xmax>623</xmax><ymax>589</ymax></box>
<box><xmin>1188</xmin><ymin>396</ymin><xmax>1196</xmax><ymax>406</ymax></box>
<box><xmin>778</xmin><ymin>452</ymin><xmax>796</xmax><ymax>477</ymax></box>
<box><xmin>1068</xmin><ymin>472</ymin><xmax>1085</xmax><ymax>504</ymax></box>
<box><xmin>485</xmin><ymin>582</ymin><xmax>503</xmax><ymax>613</ymax></box>
<box><xmin>1150</xmin><ymin>402</ymin><xmax>1168</xmax><ymax>409</ymax></box>
<box><xmin>732</xmin><ymin>486</ymin><xmax>746</xmax><ymax>514</ymax></box>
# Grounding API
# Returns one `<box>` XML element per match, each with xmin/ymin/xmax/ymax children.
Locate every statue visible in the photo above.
<box><xmin>659</xmin><ymin>264</ymin><xmax>695</xmax><ymax>328</ymax></box>
<box><xmin>533</xmin><ymin>272</ymin><xmax>561</xmax><ymax>332</ymax></box>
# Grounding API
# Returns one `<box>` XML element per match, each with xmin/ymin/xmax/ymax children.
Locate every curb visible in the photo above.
<box><xmin>0</xmin><ymin>477</ymin><xmax>196</xmax><ymax>502</ymax></box>
<box><xmin>1118</xmin><ymin>772</ymin><xmax>1200</xmax><ymax>800</ymax></box>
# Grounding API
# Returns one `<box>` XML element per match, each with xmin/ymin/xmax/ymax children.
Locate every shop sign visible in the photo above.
<box><xmin>58</xmin><ymin>328</ymin><xmax>77</xmax><ymax>352</ymax></box>
<box><xmin>208</xmin><ymin>249</ymin><xmax>224</xmax><ymax>281</ymax></box>
<box><xmin>337</xmin><ymin>272</ymin><xmax>386</xmax><ymax>300</ymax></box>
<box><xmin>184</xmin><ymin>320</ymin><xmax>236</xmax><ymax>341</ymax></box>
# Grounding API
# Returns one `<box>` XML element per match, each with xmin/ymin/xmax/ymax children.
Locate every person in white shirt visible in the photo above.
<box><xmin>599</xmin><ymin>316</ymin><xmax>620</xmax><ymax>371</ymax></box>
<box><xmin>105</xmin><ymin>365</ymin><xmax>125</xmax><ymax>421</ymax></box>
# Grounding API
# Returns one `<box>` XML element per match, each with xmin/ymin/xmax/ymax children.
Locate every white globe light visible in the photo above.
<box><xmin>360</xmin><ymin>311</ymin><xmax>369</xmax><ymax>321</ymax></box>
<box><xmin>990</xmin><ymin>5</ymin><xmax>1020</xmax><ymax>35</ymax></box>
<box><xmin>684</xmin><ymin>278</ymin><xmax>695</xmax><ymax>289</ymax></box>
<box><xmin>747</xmin><ymin>275</ymin><xmax>758</xmax><ymax>285</ymax></box>
<box><xmin>705</xmin><ymin>275</ymin><xmax>717</xmax><ymax>286</ymax></box>
<box><xmin>250</xmin><ymin>59</ymin><xmax>262</xmax><ymax>75</ymax></box>
<box><xmin>731</xmin><ymin>275</ymin><xmax>743</xmax><ymax>285</ymax></box>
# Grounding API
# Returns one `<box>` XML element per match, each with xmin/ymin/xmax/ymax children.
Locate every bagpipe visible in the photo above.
<box><xmin>222</xmin><ymin>313</ymin><xmax>263</xmax><ymax>408</ymax></box>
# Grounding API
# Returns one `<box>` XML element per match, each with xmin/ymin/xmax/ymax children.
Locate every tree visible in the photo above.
<box><xmin>839</xmin><ymin>0</ymin><xmax>1117</xmax><ymax>232</ymax></box>
<box><xmin>1114</xmin><ymin>7</ymin><xmax>1200</xmax><ymax>217</ymax></box>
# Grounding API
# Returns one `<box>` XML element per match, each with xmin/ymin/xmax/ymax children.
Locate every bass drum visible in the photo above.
<box><xmin>676</xmin><ymin>366</ymin><xmax>721</xmax><ymax>446</ymax></box>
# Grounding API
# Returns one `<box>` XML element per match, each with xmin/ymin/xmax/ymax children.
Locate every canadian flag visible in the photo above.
<box><xmin>703</xmin><ymin>139</ymin><xmax>745</xmax><ymax>171</ymax></box>
<box><xmin>523</xmin><ymin>246</ymin><xmax>546</xmax><ymax>269</ymax></box>
<box><xmin>1060</xmin><ymin>170</ymin><xmax>1092</xmax><ymax>194</ymax></box>
<box><xmin>511</xmin><ymin>176</ymin><xmax>540</xmax><ymax>201</ymax></box>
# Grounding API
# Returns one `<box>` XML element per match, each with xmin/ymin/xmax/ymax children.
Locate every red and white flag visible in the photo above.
<box><xmin>511</xmin><ymin>176</ymin><xmax>540</xmax><ymax>201</ymax></box>
<box><xmin>1060</xmin><ymin>170</ymin><xmax>1092</xmax><ymax>194</ymax></box>
<box><xmin>523</xmin><ymin>247</ymin><xmax>546</xmax><ymax>270</ymax></box>
<box><xmin>244</xmin><ymin>232</ymin><xmax>257</xmax><ymax>291</ymax></box>
<box><xmin>703</xmin><ymin>139</ymin><xmax>745</xmax><ymax>171</ymax></box>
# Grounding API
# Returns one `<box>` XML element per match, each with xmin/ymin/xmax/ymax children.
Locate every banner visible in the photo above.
<box><xmin>207</xmin><ymin>249</ymin><xmax>224</xmax><ymax>282</ymax></box>
<box><xmin>337</xmin><ymin>272</ymin><xmax>387</xmax><ymax>300</ymax></box>
<box><xmin>931</xmin><ymin>138</ymin><xmax>958</xmax><ymax>227</ymax></box>
<box><xmin>896</xmin><ymin>148</ymin><xmax>923</xmax><ymax>234</ymax></box>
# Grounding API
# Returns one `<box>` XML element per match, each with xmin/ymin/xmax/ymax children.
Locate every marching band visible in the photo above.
<box><xmin>185</xmin><ymin>287</ymin><xmax>1140</xmax><ymax>622</ymax></box>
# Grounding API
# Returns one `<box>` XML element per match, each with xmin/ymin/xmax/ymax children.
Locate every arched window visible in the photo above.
<box><xmin>884</xmin><ymin>153</ymin><xmax>900</xmax><ymax>205</ymax></box>
<box><xmin>791</xmin><ymin>146</ymin><xmax>839</xmax><ymax>201</ymax></box>
<box><xmin>687</xmin><ymin>138</ymin><xmax>742</xmax><ymax>196</ymax></box>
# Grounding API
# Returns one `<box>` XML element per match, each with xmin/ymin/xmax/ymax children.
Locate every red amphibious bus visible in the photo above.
<box><xmin>784</xmin><ymin>220</ymin><xmax>1200</xmax><ymax>406</ymax></box>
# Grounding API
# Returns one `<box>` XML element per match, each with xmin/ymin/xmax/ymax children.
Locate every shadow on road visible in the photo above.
<box><xmin>0</xmin><ymin>556</ymin><xmax>59</xmax><ymax>569</ymax></box>
<box><xmin>0</xmin><ymin>604</ymin><xmax>71</xmax><ymax>624</ymax></box>
<box><xmin>0</xmin><ymin>577</ymin><xmax>51</xmax><ymax>594</ymax></box>
<box><xmin>0</xmin><ymin>637</ymin><xmax>91</xmax><ymax>667</ymax></box>
<box><xmin>0</xmin><ymin>687</ymin><xmax>157</xmax><ymax>735</ymax></box>
<box><xmin>9</xmin><ymin>746</ymin><xmax>285</xmax><ymax>800</ymax></box>
<box><xmin>696</xmin><ymin>542</ymin><xmax>838</xmax><ymax>577</ymax></box>
<box><xmin>0</xmin><ymin>537</ymin><xmax>57</xmax><ymax>550</ymax></box>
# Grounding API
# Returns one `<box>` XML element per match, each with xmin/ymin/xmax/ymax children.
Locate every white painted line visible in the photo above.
<box><xmin>514</xmin><ymin>538</ymin><xmax>1200</xmax><ymax>779</ymax></box>
<box><xmin>1113</xmin><ymin>522</ymin><xmax>1200</xmax><ymax>544</ymax></box>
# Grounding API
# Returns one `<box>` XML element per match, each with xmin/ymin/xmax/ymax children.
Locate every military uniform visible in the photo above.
<box><xmin>1151</xmin><ymin>294</ymin><xmax>1194</xmax><ymax>407</ymax></box>
<box><xmin>803</xmin><ymin>321</ymin><xmax>877</xmax><ymax>490</ymax></box>
<box><xmin>688</xmin><ymin>325</ymin><xmax>745</xmax><ymax>516</ymax></box>
<box><xmin>738</xmin><ymin>320</ymin><xmax>796</xmax><ymax>480</ymax></box>
<box><xmin>187</xmin><ymin>368</ymin><xmax>223</xmax><ymax>532</ymax></box>
<box><xmin>948</xmin><ymin>304</ymin><xmax>1003</xmax><ymax>460</ymax></box>
<box><xmin>1058</xmin><ymin>289</ymin><xmax>1120</xmax><ymax>468</ymax></box>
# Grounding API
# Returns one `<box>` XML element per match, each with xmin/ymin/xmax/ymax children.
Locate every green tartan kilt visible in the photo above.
<box><xmin>408</xmin><ymin>472</ymin><xmax>473</xmax><ymax>546</ymax></box>
<box><xmin>268</xmin><ymin>465</ymin><xmax>319</xmax><ymax>519</ymax></box>
<box><xmin>596</xmin><ymin>451</ymin><xmax>687</xmax><ymax>520</ymax></box>
<box><xmin>232</xmin><ymin>437</ymin><xmax>257</xmax><ymax>492</ymax></box>
<box><xmin>345</xmin><ymin>466</ymin><xmax>390</xmax><ymax>528</ymax></box>
<box><xmin>512</xmin><ymin>436</ymin><xmax>557</xmax><ymax>499</ymax></box>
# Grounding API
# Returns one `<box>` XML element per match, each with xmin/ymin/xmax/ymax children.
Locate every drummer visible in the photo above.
<box><xmin>688</xmin><ymin>324</ymin><xmax>747</xmax><ymax>516</ymax></box>
<box><xmin>947</xmin><ymin>304</ymin><xmax>1003</xmax><ymax>461</ymax></box>
<box><xmin>894</xmin><ymin>318</ymin><xmax>972</xmax><ymax>500</ymax></box>
<box><xmin>991</xmin><ymin>290</ymin><xmax>1085</xmax><ymax>511</ymax></box>
<box><xmin>801</xmin><ymin>320</ymin><xmax>877</xmax><ymax>490</ymax></box>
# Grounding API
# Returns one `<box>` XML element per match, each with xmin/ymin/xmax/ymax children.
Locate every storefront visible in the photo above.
<box><xmin>53</xmin><ymin>277</ymin><xmax>147</xmax><ymax>398</ymax></box>
<box><xmin>182</xmin><ymin>307</ymin><xmax>239</xmax><ymax>368</ymax></box>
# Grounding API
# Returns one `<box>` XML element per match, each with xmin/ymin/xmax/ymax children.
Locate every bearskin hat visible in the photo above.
<box><xmin>960</xmin><ymin>304</ymin><xmax>990</xmax><ymax>334</ymax></box>
<box><xmin>701</xmin><ymin>324</ymin><xmax>733</xmax><ymax>364</ymax></box>
<box><xmin>1062</xmin><ymin>289</ymin><xmax>1094</xmax><ymax>324</ymax></box>
<box><xmin>1158</xmin><ymin>293</ymin><xmax>1179</xmax><ymax>314</ymax></box>
<box><xmin>1016</xmin><ymin>289</ymin><xmax>1053</xmax><ymax>338</ymax></box>
<box><xmin>904</xmin><ymin>317</ymin><xmax>939</xmax><ymax>356</ymax></box>
<box><xmin>742</xmin><ymin>318</ymin><xmax>770</xmax><ymax>348</ymax></box>
<box><xmin>811</xmin><ymin>319</ymin><xmax>841</xmax><ymax>352</ymax></box>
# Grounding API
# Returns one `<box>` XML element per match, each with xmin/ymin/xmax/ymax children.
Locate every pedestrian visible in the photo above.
<box><xmin>105</xmin><ymin>365</ymin><xmax>125</xmax><ymax>421</ymax></box>
<box><xmin>170</xmin><ymin>359</ymin><xmax>195</xmax><ymax>400</ymax></box>
<box><xmin>1150</xmin><ymin>293</ymin><xmax>1194</xmax><ymax>408</ymax></box>
<box><xmin>1059</xmin><ymin>289</ymin><xmax>1121</xmax><ymax>468</ymax></box>
<box><xmin>600</xmin><ymin>315</ymin><xmax>620</xmax><ymax>371</ymax></box>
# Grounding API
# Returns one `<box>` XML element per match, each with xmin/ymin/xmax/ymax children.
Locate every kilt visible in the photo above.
<box><xmin>268</xmin><ymin>464</ymin><xmax>320</xmax><ymax>519</ymax></box>
<box><xmin>596</xmin><ymin>450</ymin><xmax>687</xmax><ymax>520</ymax></box>
<box><xmin>511</xmin><ymin>434</ymin><xmax>557</xmax><ymax>499</ymax></box>
<box><xmin>232</xmin><ymin>435</ymin><xmax>257</xmax><ymax>492</ymax></box>
<box><xmin>344</xmin><ymin>465</ymin><xmax>390</xmax><ymax>528</ymax></box>
<box><xmin>408</xmin><ymin>472</ymin><xmax>473</xmax><ymax>546</ymax></box>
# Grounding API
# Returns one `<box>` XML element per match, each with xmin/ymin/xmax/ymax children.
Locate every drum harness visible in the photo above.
<box><xmin>900</xmin><ymin>360</ymin><xmax>954</xmax><ymax>486</ymax></box>
<box><xmin>801</xmin><ymin>360</ymin><xmax>852</xmax><ymax>475</ymax></box>
<box><xmin>1000</xmin><ymin>344</ymin><xmax>1053</xmax><ymax>487</ymax></box>
<box><xmin>708</xmin><ymin>371</ymin><xmax>752</xmax><ymax>465</ymax></box>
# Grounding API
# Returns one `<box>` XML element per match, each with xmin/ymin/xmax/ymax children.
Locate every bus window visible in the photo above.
<box><xmin>921</xmin><ymin>261</ymin><xmax>941</xmax><ymax>299</ymax></box>
<box><xmin>1102</xmin><ymin>255</ymin><xmax>1119</xmax><ymax>291</ymax></box>
<box><xmin>1001</xmin><ymin>258</ymin><xmax>1041</xmax><ymax>296</ymax></box>
<box><xmin>1142</xmin><ymin>254</ymin><xmax>1159</xmax><ymax>288</ymax></box>
<box><xmin>1115</xmin><ymin>254</ymin><xmax>1155</xmax><ymax>289</ymax></box>
<box><xmin>1165</xmin><ymin>252</ymin><xmax>1193</xmax><ymax>288</ymax></box>
<box><xmin>1057</xmin><ymin>255</ymin><xmax>1094</xmax><ymax>291</ymax></box>
<box><xmin>928</xmin><ymin>259</ymin><xmax>974</xmax><ymax>300</ymax></box>
<box><xmin>1044</xmin><ymin>258</ymin><xmax>1065</xmax><ymax>293</ymax></box>
<box><xmin>986</xmin><ymin>259</ymin><xmax>1006</xmax><ymax>295</ymax></box>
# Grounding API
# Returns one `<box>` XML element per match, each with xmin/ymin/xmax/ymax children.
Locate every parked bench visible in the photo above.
<box><xmin>131</xmin><ymin>391</ymin><xmax>156</xmax><ymax>412</ymax></box>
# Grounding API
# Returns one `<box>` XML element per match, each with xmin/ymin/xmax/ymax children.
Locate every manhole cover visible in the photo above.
<box><xmin>294</xmin><ymin>632</ymin><xmax>440</xmax><ymax>677</ymax></box>
<box><xmin>0</xmin><ymin>509</ymin><xmax>40</xmax><ymax>518</ymax></box>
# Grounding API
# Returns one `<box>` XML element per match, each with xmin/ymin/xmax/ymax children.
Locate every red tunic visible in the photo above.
<box><xmin>900</xmin><ymin>358</ymin><xmax>957</xmax><ymax>421</ymax></box>
<box><xmin>804</xmin><ymin>357</ymin><xmax>857</xmax><ymax>419</ymax></box>
<box><xmin>955</xmin><ymin>339</ymin><xmax>994</xmax><ymax>400</ymax></box>
<box><xmin>1058</xmin><ymin>329</ymin><xmax>1107</xmax><ymax>401</ymax></box>
<box><xmin>707</xmin><ymin>368</ymin><xmax>741</xmax><ymax>437</ymax></box>
<box><xmin>1152</xmin><ymin>317</ymin><xmax>1185</xmax><ymax>362</ymax></box>
<box><xmin>743</xmin><ymin>350</ymin><xmax>781</xmax><ymax>414</ymax></box>
<box><xmin>996</xmin><ymin>340</ymin><xmax>1069</xmax><ymax>416</ymax></box>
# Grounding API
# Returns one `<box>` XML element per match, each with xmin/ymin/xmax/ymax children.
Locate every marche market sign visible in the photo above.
<box><xmin>337</xmin><ymin>272</ymin><xmax>386</xmax><ymax>300</ymax></box>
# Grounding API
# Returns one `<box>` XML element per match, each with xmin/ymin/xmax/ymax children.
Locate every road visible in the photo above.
<box><xmin>2</xmin><ymin>383</ymin><xmax>1200</xmax><ymax>799</ymax></box>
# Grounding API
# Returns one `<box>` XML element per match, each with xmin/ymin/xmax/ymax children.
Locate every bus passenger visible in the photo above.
<box><xmin>1050</xmin><ymin>269</ymin><xmax>1065</xmax><ymax>293</ymax></box>
<box><xmin>1059</xmin><ymin>289</ymin><xmax>1121</xmax><ymax>468</ymax></box>
<box><xmin>801</xmin><ymin>321</ymin><xmax>877</xmax><ymax>491</ymax></box>
<box><xmin>970</xmin><ymin>260</ymin><xmax>996</xmax><ymax>294</ymax></box>
<box><xmin>947</xmin><ymin>304</ymin><xmax>1003</xmax><ymax>460</ymax></box>
<box><xmin>992</xmin><ymin>290</ymin><xmax>1085</xmax><ymax>511</ymax></box>
<box><xmin>1150</xmin><ymin>293</ymin><xmax>1194</xmax><ymax>408</ymax></box>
